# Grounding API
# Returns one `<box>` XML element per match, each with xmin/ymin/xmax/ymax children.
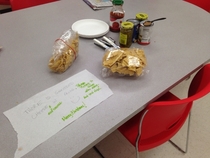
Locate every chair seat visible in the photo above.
<box><xmin>184</xmin><ymin>0</ymin><xmax>210</xmax><ymax>12</ymax></box>
<box><xmin>118</xmin><ymin>91</ymin><xmax>192</xmax><ymax>151</ymax></box>
<box><xmin>10</xmin><ymin>0</ymin><xmax>59</xmax><ymax>11</ymax></box>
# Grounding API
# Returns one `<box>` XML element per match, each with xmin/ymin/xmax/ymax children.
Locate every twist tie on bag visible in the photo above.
<box><xmin>55</xmin><ymin>38</ymin><xmax>77</xmax><ymax>60</ymax></box>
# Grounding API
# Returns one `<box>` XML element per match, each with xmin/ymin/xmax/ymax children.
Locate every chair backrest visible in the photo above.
<box><xmin>10</xmin><ymin>0</ymin><xmax>59</xmax><ymax>11</ymax></box>
<box><xmin>184</xmin><ymin>0</ymin><xmax>210</xmax><ymax>12</ymax></box>
<box><xmin>139</xmin><ymin>63</ymin><xmax>210</xmax><ymax>150</ymax></box>
<box><xmin>188</xmin><ymin>63</ymin><xmax>210</xmax><ymax>98</ymax></box>
<box><xmin>0</xmin><ymin>0</ymin><xmax>10</xmax><ymax>5</ymax></box>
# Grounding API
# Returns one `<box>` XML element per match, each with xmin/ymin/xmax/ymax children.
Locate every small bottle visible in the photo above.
<box><xmin>109</xmin><ymin>0</ymin><xmax>125</xmax><ymax>32</ymax></box>
<box><xmin>119</xmin><ymin>21</ymin><xmax>134</xmax><ymax>48</ymax></box>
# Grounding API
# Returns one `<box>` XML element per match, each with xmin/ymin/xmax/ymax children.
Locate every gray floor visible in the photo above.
<box><xmin>80</xmin><ymin>71</ymin><xmax>210</xmax><ymax>158</ymax></box>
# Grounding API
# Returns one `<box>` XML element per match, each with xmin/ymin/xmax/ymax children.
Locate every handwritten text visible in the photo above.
<box><xmin>48</xmin><ymin>102</ymin><xmax>62</xmax><ymax>115</ymax></box>
<box><xmin>62</xmin><ymin>102</ymin><xmax>87</xmax><ymax>121</ymax></box>
<box><xmin>76</xmin><ymin>80</ymin><xmax>101</xmax><ymax>99</ymax></box>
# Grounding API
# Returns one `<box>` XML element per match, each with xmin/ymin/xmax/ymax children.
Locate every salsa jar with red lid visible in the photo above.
<box><xmin>109</xmin><ymin>0</ymin><xmax>125</xmax><ymax>32</ymax></box>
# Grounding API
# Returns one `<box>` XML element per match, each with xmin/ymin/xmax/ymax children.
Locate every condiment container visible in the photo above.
<box><xmin>126</xmin><ymin>19</ymin><xmax>140</xmax><ymax>43</ymax></box>
<box><xmin>119</xmin><ymin>21</ymin><xmax>134</xmax><ymax>47</ymax></box>
<box><xmin>137</xmin><ymin>21</ymin><xmax>154</xmax><ymax>45</ymax></box>
<box><xmin>109</xmin><ymin>0</ymin><xmax>125</xmax><ymax>32</ymax></box>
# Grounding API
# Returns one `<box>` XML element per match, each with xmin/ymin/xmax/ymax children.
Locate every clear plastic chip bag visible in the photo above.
<box><xmin>48</xmin><ymin>29</ymin><xmax>79</xmax><ymax>73</ymax></box>
<box><xmin>102</xmin><ymin>47</ymin><xmax>147</xmax><ymax>77</ymax></box>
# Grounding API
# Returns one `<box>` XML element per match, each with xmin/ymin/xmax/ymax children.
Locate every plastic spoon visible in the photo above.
<box><xmin>150</xmin><ymin>17</ymin><xmax>166</xmax><ymax>23</ymax></box>
<box><xmin>143</xmin><ymin>17</ymin><xmax>166</xmax><ymax>26</ymax></box>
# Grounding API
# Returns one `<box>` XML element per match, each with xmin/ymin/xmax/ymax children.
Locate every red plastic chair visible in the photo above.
<box><xmin>10</xmin><ymin>0</ymin><xmax>59</xmax><ymax>11</ymax></box>
<box><xmin>184</xmin><ymin>0</ymin><xmax>210</xmax><ymax>12</ymax></box>
<box><xmin>0</xmin><ymin>0</ymin><xmax>10</xmax><ymax>5</ymax></box>
<box><xmin>118</xmin><ymin>63</ymin><xmax>210</xmax><ymax>158</ymax></box>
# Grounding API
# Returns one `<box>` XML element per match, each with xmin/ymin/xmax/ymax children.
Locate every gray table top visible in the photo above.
<box><xmin>1</xmin><ymin>0</ymin><xmax>210</xmax><ymax>158</ymax></box>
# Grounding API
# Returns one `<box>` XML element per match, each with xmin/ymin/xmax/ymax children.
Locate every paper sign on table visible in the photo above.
<box><xmin>3</xmin><ymin>70</ymin><xmax>113</xmax><ymax>158</ymax></box>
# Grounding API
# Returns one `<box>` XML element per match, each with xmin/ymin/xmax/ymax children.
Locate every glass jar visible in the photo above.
<box><xmin>119</xmin><ymin>21</ymin><xmax>134</xmax><ymax>48</ymax></box>
<box><xmin>109</xmin><ymin>0</ymin><xmax>125</xmax><ymax>32</ymax></box>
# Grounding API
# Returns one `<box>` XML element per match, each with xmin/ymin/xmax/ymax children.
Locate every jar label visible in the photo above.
<box><xmin>110</xmin><ymin>18</ymin><xmax>124</xmax><ymax>31</ymax></box>
<box><xmin>138</xmin><ymin>26</ymin><xmax>152</xmax><ymax>44</ymax></box>
<box><xmin>119</xmin><ymin>33</ymin><xmax>127</xmax><ymax>45</ymax></box>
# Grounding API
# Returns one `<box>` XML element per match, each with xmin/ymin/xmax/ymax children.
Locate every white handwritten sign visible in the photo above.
<box><xmin>3</xmin><ymin>70</ymin><xmax>113</xmax><ymax>158</ymax></box>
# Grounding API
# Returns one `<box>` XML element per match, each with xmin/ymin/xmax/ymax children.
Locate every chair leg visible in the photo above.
<box><xmin>135</xmin><ymin>110</ymin><xmax>149</xmax><ymax>158</ymax></box>
<box><xmin>135</xmin><ymin>146</ymin><xmax>140</xmax><ymax>158</ymax></box>
<box><xmin>168</xmin><ymin>111</ymin><xmax>191</xmax><ymax>153</ymax></box>
<box><xmin>93</xmin><ymin>146</ymin><xmax>105</xmax><ymax>158</ymax></box>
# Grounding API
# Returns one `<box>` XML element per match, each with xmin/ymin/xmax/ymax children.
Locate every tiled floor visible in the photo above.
<box><xmin>80</xmin><ymin>70</ymin><xmax>210</xmax><ymax>158</ymax></box>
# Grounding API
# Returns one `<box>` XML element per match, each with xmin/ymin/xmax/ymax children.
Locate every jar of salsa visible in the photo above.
<box><xmin>109</xmin><ymin>0</ymin><xmax>125</xmax><ymax>32</ymax></box>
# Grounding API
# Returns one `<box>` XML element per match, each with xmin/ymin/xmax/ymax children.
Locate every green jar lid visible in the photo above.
<box><xmin>121</xmin><ymin>21</ymin><xmax>134</xmax><ymax>29</ymax></box>
<box><xmin>112</xmin><ymin>0</ymin><xmax>124</xmax><ymax>5</ymax></box>
<box><xmin>136</xmin><ymin>13</ymin><xmax>148</xmax><ymax>20</ymax></box>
